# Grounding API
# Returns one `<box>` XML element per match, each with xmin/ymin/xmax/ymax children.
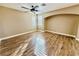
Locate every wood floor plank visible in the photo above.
<box><xmin>0</xmin><ymin>31</ymin><xmax>79</xmax><ymax>56</ymax></box>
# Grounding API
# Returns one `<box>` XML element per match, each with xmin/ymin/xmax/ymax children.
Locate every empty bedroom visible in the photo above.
<box><xmin>0</xmin><ymin>3</ymin><xmax>79</xmax><ymax>56</ymax></box>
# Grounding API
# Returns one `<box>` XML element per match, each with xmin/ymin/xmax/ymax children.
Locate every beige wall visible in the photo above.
<box><xmin>76</xmin><ymin>21</ymin><xmax>79</xmax><ymax>38</ymax></box>
<box><xmin>45</xmin><ymin>14</ymin><xmax>79</xmax><ymax>35</ymax></box>
<box><xmin>0</xmin><ymin>6</ymin><xmax>36</xmax><ymax>38</ymax></box>
<box><xmin>42</xmin><ymin>4</ymin><xmax>79</xmax><ymax>38</ymax></box>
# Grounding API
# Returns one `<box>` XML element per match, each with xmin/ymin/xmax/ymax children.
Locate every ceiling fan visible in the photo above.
<box><xmin>21</xmin><ymin>3</ymin><xmax>46</xmax><ymax>14</ymax></box>
<box><xmin>21</xmin><ymin>4</ymin><xmax>46</xmax><ymax>30</ymax></box>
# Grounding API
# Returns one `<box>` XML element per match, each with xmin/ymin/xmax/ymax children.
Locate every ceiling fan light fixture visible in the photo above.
<box><xmin>41</xmin><ymin>3</ymin><xmax>46</xmax><ymax>6</ymax></box>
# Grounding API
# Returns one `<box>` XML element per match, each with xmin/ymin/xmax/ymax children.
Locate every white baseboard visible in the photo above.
<box><xmin>76</xmin><ymin>37</ymin><xmax>79</xmax><ymax>41</ymax></box>
<box><xmin>0</xmin><ymin>30</ymin><xmax>35</xmax><ymax>41</ymax></box>
<box><xmin>37</xmin><ymin>30</ymin><xmax>45</xmax><ymax>32</ymax></box>
<box><xmin>45</xmin><ymin>30</ymin><xmax>76</xmax><ymax>38</ymax></box>
<box><xmin>0</xmin><ymin>30</ymin><xmax>77</xmax><ymax>41</ymax></box>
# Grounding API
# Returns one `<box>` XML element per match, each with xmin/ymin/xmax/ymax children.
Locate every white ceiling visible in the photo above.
<box><xmin>0</xmin><ymin>3</ymin><xmax>78</xmax><ymax>14</ymax></box>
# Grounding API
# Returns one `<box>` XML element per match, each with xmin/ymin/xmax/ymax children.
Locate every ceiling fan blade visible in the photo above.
<box><xmin>31</xmin><ymin>5</ymin><xmax>34</xmax><ymax>8</ymax></box>
<box><xmin>34</xmin><ymin>5</ymin><xmax>39</xmax><ymax>9</ymax></box>
<box><xmin>35</xmin><ymin>10</ymin><xmax>38</xmax><ymax>12</ymax></box>
<box><xmin>21</xmin><ymin>6</ymin><xmax>30</xmax><ymax>10</ymax></box>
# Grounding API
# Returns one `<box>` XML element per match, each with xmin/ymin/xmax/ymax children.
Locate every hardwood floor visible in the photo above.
<box><xmin>0</xmin><ymin>31</ymin><xmax>79</xmax><ymax>56</ymax></box>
